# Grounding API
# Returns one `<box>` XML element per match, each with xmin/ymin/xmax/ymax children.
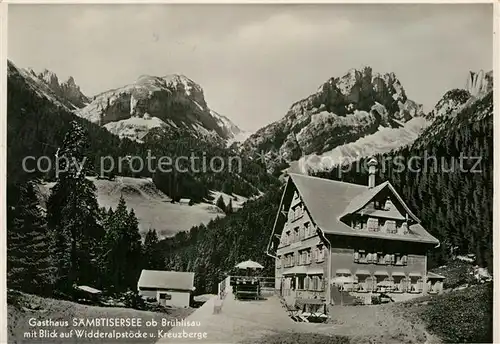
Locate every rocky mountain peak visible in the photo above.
<box><xmin>65</xmin><ymin>76</ymin><xmax>76</xmax><ymax>86</ymax></box>
<box><xmin>38</xmin><ymin>69</ymin><xmax>60</xmax><ymax>90</ymax></box>
<box><xmin>242</xmin><ymin>67</ymin><xmax>423</xmax><ymax>171</ymax></box>
<box><xmin>465</xmin><ymin>70</ymin><xmax>493</xmax><ymax>98</ymax></box>
<box><xmin>29</xmin><ymin>68</ymin><xmax>90</xmax><ymax>109</ymax></box>
<box><xmin>76</xmin><ymin>72</ymin><xmax>243</xmax><ymax>144</ymax></box>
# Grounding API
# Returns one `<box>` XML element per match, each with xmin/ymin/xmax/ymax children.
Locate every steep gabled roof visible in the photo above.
<box><xmin>287</xmin><ymin>173</ymin><xmax>439</xmax><ymax>245</ymax></box>
<box><xmin>288</xmin><ymin>173</ymin><xmax>367</xmax><ymax>227</ymax></box>
<box><xmin>340</xmin><ymin>181</ymin><xmax>420</xmax><ymax>223</ymax></box>
<box><xmin>137</xmin><ymin>270</ymin><xmax>195</xmax><ymax>291</ymax></box>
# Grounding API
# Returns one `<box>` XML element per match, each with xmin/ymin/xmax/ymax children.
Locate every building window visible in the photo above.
<box><xmin>293</xmin><ymin>205</ymin><xmax>303</xmax><ymax>221</ymax></box>
<box><xmin>310</xmin><ymin>276</ymin><xmax>323</xmax><ymax>291</ymax></box>
<box><xmin>367</xmin><ymin>217</ymin><xmax>379</xmax><ymax>232</ymax></box>
<box><xmin>353</xmin><ymin>217</ymin><xmax>366</xmax><ymax>230</ymax></box>
<box><xmin>395</xmin><ymin>254</ymin><xmax>408</xmax><ymax>266</ymax></box>
<box><xmin>380</xmin><ymin>219</ymin><xmax>387</xmax><ymax>232</ymax></box>
<box><xmin>293</xmin><ymin>227</ymin><xmax>299</xmax><ymax>243</ymax></box>
<box><xmin>386</xmin><ymin>220</ymin><xmax>397</xmax><ymax>234</ymax></box>
<box><xmin>397</xmin><ymin>221</ymin><xmax>409</xmax><ymax>235</ymax></box>
<box><xmin>158</xmin><ymin>293</ymin><xmax>172</xmax><ymax>300</ymax></box>
<box><xmin>317</xmin><ymin>245</ymin><xmax>325</xmax><ymax>262</ymax></box>
<box><xmin>299</xmin><ymin>226</ymin><xmax>305</xmax><ymax>240</ymax></box>
<box><xmin>366</xmin><ymin>252</ymin><xmax>378</xmax><ymax>264</ymax></box>
<box><xmin>297</xmin><ymin>276</ymin><xmax>305</xmax><ymax>290</ymax></box>
<box><xmin>385</xmin><ymin>200</ymin><xmax>394</xmax><ymax>211</ymax></box>
<box><xmin>304</xmin><ymin>222</ymin><xmax>310</xmax><ymax>237</ymax></box>
<box><xmin>355</xmin><ymin>250</ymin><xmax>367</xmax><ymax>263</ymax></box>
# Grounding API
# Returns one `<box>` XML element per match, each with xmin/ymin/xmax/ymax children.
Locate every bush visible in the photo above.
<box><xmin>430</xmin><ymin>260</ymin><xmax>477</xmax><ymax>289</ymax></box>
<box><xmin>120</xmin><ymin>290</ymin><xmax>146</xmax><ymax>310</ymax></box>
<box><xmin>421</xmin><ymin>283</ymin><xmax>492</xmax><ymax>343</ymax></box>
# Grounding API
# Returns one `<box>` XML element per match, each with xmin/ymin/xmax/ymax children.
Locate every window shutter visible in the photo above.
<box><xmin>417</xmin><ymin>279</ymin><xmax>423</xmax><ymax>292</ymax></box>
<box><xmin>373</xmin><ymin>253</ymin><xmax>378</xmax><ymax>263</ymax></box>
<box><xmin>305</xmin><ymin>277</ymin><xmax>309</xmax><ymax>290</ymax></box>
<box><xmin>402</xmin><ymin>255</ymin><xmax>408</xmax><ymax>265</ymax></box>
<box><xmin>354</xmin><ymin>251</ymin><xmax>359</xmax><ymax>262</ymax></box>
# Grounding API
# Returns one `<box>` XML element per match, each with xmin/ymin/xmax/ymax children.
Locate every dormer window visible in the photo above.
<box><xmin>385</xmin><ymin>199</ymin><xmax>394</xmax><ymax>211</ymax></box>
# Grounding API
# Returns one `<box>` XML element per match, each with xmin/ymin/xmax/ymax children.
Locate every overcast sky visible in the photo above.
<box><xmin>9</xmin><ymin>4</ymin><xmax>493</xmax><ymax>132</ymax></box>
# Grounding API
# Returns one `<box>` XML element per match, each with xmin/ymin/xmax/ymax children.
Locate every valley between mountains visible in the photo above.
<box><xmin>7</xmin><ymin>57</ymin><xmax>493</xmax><ymax>295</ymax></box>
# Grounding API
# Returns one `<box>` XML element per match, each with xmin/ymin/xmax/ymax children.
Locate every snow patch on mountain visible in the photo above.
<box><xmin>103</xmin><ymin>116</ymin><xmax>169</xmax><ymax>142</ymax></box>
<box><xmin>292</xmin><ymin>116</ymin><xmax>429</xmax><ymax>174</ymax></box>
<box><xmin>242</xmin><ymin>67</ymin><xmax>425</xmax><ymax>169</ymax></box>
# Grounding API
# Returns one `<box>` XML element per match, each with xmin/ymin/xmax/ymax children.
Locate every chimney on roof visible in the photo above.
<box><xmin>367</xmin><ymin>157</ymin><xmax>378</xmax><ymax>188</ymax></box>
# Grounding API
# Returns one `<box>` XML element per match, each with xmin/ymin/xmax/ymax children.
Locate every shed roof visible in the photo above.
<box><xmin>427</xmin><ymin>272</ymin><xmax>446</xmax><ymax>280</ymax></box>
<box><xmin>138</xmin><ymin>270</ymin><xmax>195</xmax><ymax>291</ymax></box>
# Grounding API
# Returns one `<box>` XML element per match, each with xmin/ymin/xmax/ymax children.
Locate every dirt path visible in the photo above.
<box><xmin>157</xmin><ymin>289</ymin><xmax>343</xmax><ymax>344</ymax></box>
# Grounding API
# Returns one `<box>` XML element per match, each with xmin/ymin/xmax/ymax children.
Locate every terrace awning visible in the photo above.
<box><xmin>391</xmin><ymin>271</ymin><xmax>407</xmax><ymax>277</ymax></box>
<box><xmin>355</xmin><ymin>269</ymin><xmax>370</xmax><ymax>275</ymax></box>
<box><xmin>307</xmin><ymin>268</ymin><xmax>324</xmax><ymax>275</ymax></box>
<box><xmin>374</xmin><ymin>270</ymin><xmax>389</xmax><ymax>276</ymax></box>
<box><xmin>409</xmin><ymin>272</ymin><xmax>422</xmax><ymax>277</ymax></box>
<box><xmin>283</xmin><ymin>266</ymin><xmax>307</xmax><ymax>275</ymax></box>
<box><xmin>335</xmin><ymin>268</ymin><xmax>351</xmax><ymax>274</ymax></box>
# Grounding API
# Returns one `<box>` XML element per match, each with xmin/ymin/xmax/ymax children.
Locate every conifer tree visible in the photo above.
<box><xmin>216</xmin><ymin>195</ymin><xmax>226</xmax><ymax>213</ymax></box>
<box><xmin>143</xmin><ymin>228</ymin><xmax>164</xmax><ymax>270</ymax></box>
<box><xmin>126</xmin><ymin>208</ymin><xmax>143</xmax><ymax>286</ymax></box>
<box><xmin>226</xmin><ymin>198</ymin><xmax>234</xmax><ymax>214</ymax></box>
<box><xmin>7</xmin><ymin>181</ymin><xmax>55</xmax><ymax>295</ymax></box>
<box><xmin>46</xmin><ymin>121</ymin><xmax>104</xmax><ymax>291</ymax></box>
<box><xmin>101</xmin><ymin>196</ymin><xmax>143</xmax><ymax>291</ymax></box>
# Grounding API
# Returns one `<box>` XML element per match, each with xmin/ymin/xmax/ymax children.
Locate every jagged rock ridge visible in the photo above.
<box><xmin>242</xmin><ymin>67</ymin><xmax>424</xmax><ymax>168</ymax></box>
<box><xmin>28</xmin><ymin>68</ymin><xmax>90</xmax><ymax>108</ymax></box>
<box><xmin>246</xmin><ymin>68</ymin><xmax>492</xmax><ymax>175</ymax></box>
<box><xmin>465</xmin><ymin>70</ymin><xmax>493</xmax><ymax>98</ymax></box>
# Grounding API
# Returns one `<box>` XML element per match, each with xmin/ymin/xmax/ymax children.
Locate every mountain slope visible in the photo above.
<box><xmin>8</xmin><ymin>59</ymin><xmax>278</xmax><ymax>234</ymax></box>
<box><xmin>76</xmin><ymin>74</ymin><xmax>244</xmax><ymax>144</ymax></box>
<box><xmin>7</xmin><ymin>59</ymin><xmax>143</xmax><ymax>185</ymax></box>
<box><xmin>242</xmin><ymin>67</ymin><xmax>424</xmax><ymax>168</ymax></box>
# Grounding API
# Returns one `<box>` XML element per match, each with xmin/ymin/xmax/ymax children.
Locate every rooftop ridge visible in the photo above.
<box><xmin>287</xmin><ymin>172</ymin><xmax>369</xmax><ymax>189</ymax></box>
